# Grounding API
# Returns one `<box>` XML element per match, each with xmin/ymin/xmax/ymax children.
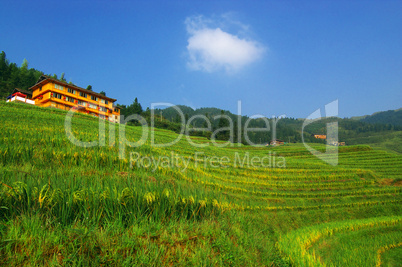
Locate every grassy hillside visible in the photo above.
<box><xmin>344</xmin><ymin>131</ymin><xmax>402</xmax><ymax>154</ymax></box>
<box><xmin>0</xmin><ymin>101</ymin><xmax>401</xmax><ymax>266</ymax></box>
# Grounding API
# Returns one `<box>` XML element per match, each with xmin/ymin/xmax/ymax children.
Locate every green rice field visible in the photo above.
<box><xmin>0</xmin><ymin>101</ymin><xmax>401</xmax><ymax>266</ymax></box>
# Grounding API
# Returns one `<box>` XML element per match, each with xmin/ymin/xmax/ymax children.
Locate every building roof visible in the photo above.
<box><xmin>12</xmin><ymin>88</ymin><xmax>32</xmax><ymax>96</ymax></box>
<box><xmin>29</xmin><ymin>75</ymin><xmax>117</xmax><ymax>102</ymax></box>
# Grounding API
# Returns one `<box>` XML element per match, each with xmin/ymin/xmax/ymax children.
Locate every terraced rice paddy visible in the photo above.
<box><xmin>0</xmin><ymin>101</ymin><xmax>401</xmax><ymax>266</ymax></box>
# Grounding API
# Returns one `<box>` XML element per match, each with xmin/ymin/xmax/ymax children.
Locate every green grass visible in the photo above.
<box><xmin>346</xmin><ymin>131</ymin><xmax>402</xmax><ymax>154</ymax></box>
<box><xmin>277</xmin><ymin>216</ymin><xmax>402</xmax><ymax>266</ymax></box>
<box><xmin>380</xmin><ymin>245</ymin><xmax>402</xmax><ymax>267</ymax></box>
<box><xmin>312</xmin><ymin>221</ymin><xmax>402</xmax><ymax>266</ymax></box>
<box><xmin>0</xmin><ymin>101</ymin><xmax>401</xmax><ymax>266</ymax></box>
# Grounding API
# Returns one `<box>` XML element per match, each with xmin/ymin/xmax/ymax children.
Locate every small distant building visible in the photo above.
<box><xmin>313</xmin><ymin>134</ymin><xmax>327</xmax><ymax>139</ymax></box>
<box><xmin>270</xmin><ymin>139</ymin><xmax>285</xmax><ymax>146</ymax></box>
<box><xmin>6</xmin><ymin>88</ymin><xmax>35</xmax><ymax>105</ymax></box>
<box><xmin>329</xmin><ymin>141</ymin><xmax>345</xmax><ymax>146</ymax></box>
<box><xmin>11</xmin><ymin>88</ymin><xmax>33</xmax><ymax>99</ymax></box>
<box><xmin>29</xmin><ymin>75</ymin><xmax>120</xmax><ymax>123</ymax></box>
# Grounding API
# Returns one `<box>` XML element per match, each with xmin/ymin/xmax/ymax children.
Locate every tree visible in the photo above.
<box><xmin>99</xmin><ymin>91</ymin><xmax>106</xmax><ymax>96</ymax></box>
<box><xmin>86</xmin><ymin>85</ymin><xmax>92</xmax><ymax>91</ymax></box>
<box><xmin>217</xmin><ymin>110</ymin><xmax>230</xmax><ymax>141</ymax></box>
<box><xmin>60</xmin><ymin>72</ymin><xmax>66</xmax><ymax>82</ymax></box>
<box><xmin>21</xmin><ymin>59</ymin><xmax>28</xmax><ymax>70</ymax></box>
<box><xmin>0</xmin><ymin>52</ymin><xmax>44</xmax><ymax>98</ymax></box>
<box><xmin>117</xmin><ymin>97</ymin><xmax>143</xmax><ymax>118</ymax></box>
<box><xmin>203</xmin><ymin>113</ymin><xmax>209</xmax><ymax>128</ymax></box>
<box><xmin>132</xmin><ymin>97</ymin><xmax>143</xmax><ymax>114</ymax></box>
<box><xmin>0</xmin><ymin>51</ymin><xmax>9</xmax><ymax>79</ymax></box>
<box><xmin>208</xmin><ymin>110</ymin><xmax>230</xmax><ymax>141</ymax></box>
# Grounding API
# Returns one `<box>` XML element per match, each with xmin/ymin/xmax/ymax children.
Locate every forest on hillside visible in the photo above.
<box><xmin>0</xmin><ymin>51</ymin><xmax>44</xmax><ymax>99</ymax></box>
<box><xmin>154</xmin><ymin>105</ymin><xmax>402</xmax><ymax>149</ymax></box>
<box><xmin>0</xmin><ymin>51</ymin><xmax>80</xmax><ymax>99</ymax></box>
<box><xmin>361</xmin><ymin>109</ymin><xmax>402</xmax><ymax>126</ymax></box>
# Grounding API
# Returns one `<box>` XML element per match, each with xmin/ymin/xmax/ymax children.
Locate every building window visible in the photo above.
<box><xmin>79</xmin><ymin>92</ymin><xmax>87</xmax><ymax>98</ymax></box>
<box><xmin>78</xmin><ymin>100</ymin><xmax>86</xmax><ymax>106</ymax></box>
<box><xmin>91</xmin><ymin>95</ymin><xmax>97</xmax><ymax>101</ymax></box>
<box><xmin>88</xmin><ymin>103</ymin><xmax>97</xmax><ymax>109</ymax></box>
<box><xmin>55</xmin><ymin>84</ymin><xmax>64</xmax><ymax>90</ymax></box>
<box><xmin>66</xmin><ymin>96</ymin><xmax>75</xmax><ymax>103</ymax></box>
<box><xmin>39</xmin><ymin>87</ymin><xmax>42</xmax><ymax>91</ymax></box>
<box><xmin>53</xmin><ymin>93</ymin><xmax>62</xmax><ymax>99</ymax></box>
<box><xmin>100</xmin><ymin>107</ymin><xmax>106</xmax><ymax>112</ymax></box>
<box><xmin>68</xmin><ymin>88</ymin><xmax>76</xmax><ymax>94</ymax></box>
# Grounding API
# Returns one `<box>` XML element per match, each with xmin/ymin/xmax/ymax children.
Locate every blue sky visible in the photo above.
<box><xmin>1</xmin><ymin>0</ymin><xmax>401</xmax><ymax>118</ymax></box>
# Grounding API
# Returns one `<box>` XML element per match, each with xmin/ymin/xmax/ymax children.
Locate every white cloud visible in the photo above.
<box><xmin>185</xmin><ymin>15</ymin><xmax>265</xmax><ymax>73</ymax></box>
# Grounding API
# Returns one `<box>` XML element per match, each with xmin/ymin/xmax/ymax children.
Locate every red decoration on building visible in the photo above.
<box><xmin>12</xmin><ymin>92</ymin><xmax>27</xmax><ymax>98</ymax></box>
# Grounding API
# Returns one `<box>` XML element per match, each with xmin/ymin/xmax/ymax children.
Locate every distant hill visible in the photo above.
<box><xmin>155</xmin><ymin>105</ymin><xmax>307</xmax><ymax>144</ymax></box>
<box><xmin>359</xmin><ymin>108</ymin><xmax>402</xmax><ymax>126</ymax></box>
<box><xmin>155</xmin><ymin>104</ymin><xmax>402</xmax><ymax>153</ymax></box>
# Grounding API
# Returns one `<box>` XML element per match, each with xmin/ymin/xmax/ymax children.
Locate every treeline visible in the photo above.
<box><xmin>154</xmin><ymin>105</ymin><xmax>322</xmax><ymax>144</ymax></box>
<box><xmin>117</xmin><ymin>99</ymin><xmax>186</xmax><ymax>134</ymax></box>
<box><xmin>117</xmin><ymin>104</ymin><xmax>312</xmax><ymax>145</ymax></box>
<box><xmin>0</xmin><ymin>51</ymin><xmax>44</xmax><ymax>99</ymax></box>
<box><xmin>0</xmin><ymin>51</ymin><xmax>79</xmax><ymax>99</ymax></box>
<box><xmin>0</xmin><ymin>51</ymin><xmax>110</xmax><ymax>101</ymax></box>
<box><xmin>149</xmin><ymin>105</ymin><xmax>402</xmax><ymax>145</ymax></box>
<box><xmin>120</xmin><ymin>101</ymin><xmax>402</xmax><ymax>146</ymax></box>
<box><xmin>361</xmin><ymin>109</ymin><xmax>402</xmax><ymax>126</ymax></box>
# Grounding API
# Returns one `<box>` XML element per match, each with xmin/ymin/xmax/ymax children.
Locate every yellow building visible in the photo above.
<box><xmin>314</xmin><ymin>134</ymin><xmax>327</xmax><ymax>139</ymax></box>
<box><xmin>29</xmin><ymin>75</ymin><xmax>120</xmax><ymax>123</ymax></box>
